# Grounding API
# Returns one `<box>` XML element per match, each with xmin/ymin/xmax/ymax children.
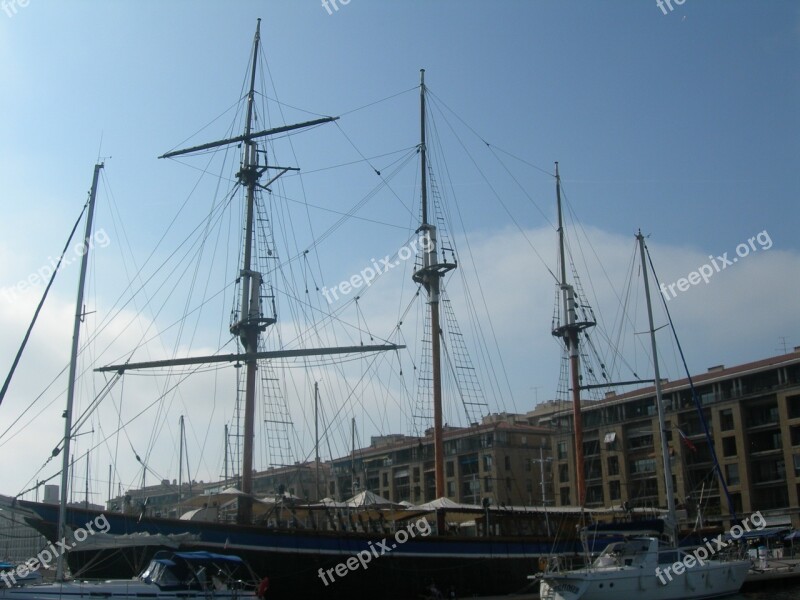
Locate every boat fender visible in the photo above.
<box><xmin>256</xmin><ymin>577</ymin><xmax>269</xmax><ymax>598</ymax></box>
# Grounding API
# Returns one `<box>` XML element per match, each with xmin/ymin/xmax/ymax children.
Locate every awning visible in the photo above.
<box><xmin>724</xmin><ymin>526</ymin><xmax>789</xmax><ymax>541</ymax></box>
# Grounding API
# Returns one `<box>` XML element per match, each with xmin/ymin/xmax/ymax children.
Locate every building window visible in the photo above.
<box><xmin>446</xmin><ymin>481</ymin><xmax>455</xmax><ymax>498</ymax></box>
<box><xmin>559</xmin><ymin>464</ymin><xmax>570</xmax><ymax>483</ymax></box>
<box><xmin>525</xmin><ymin>459</ymin><xmax>532</xmax><ymax>472</ymax></box>
<box><xmin>382</xmin><ymin>473</ymin><xmax>388</xmax><ymax>487</ymax></box>
<box><xmin>628</xmin><ymin>433</ymin><xmax>654</xmax><ymax>450</ymax></box>
<box><xmin>794</xmin><ymin>454</ymin><xmax>800</xmax><ymax>477</ymax></box>
<box><xmin>789</xmin><ymin>394</ymin><xmax>800</xmax><ymax>419</ymax></box>
<box><xmin>483</xmin><ymin>455</ymin><xmax>493</xmax><ymax>472</ymax></box>
<box><xmin>609</xmin><ymin>480</ymin><xmax>621</xmax><ymax>500</ymax></box>
<box><xmin>719</xmin><ymin>409</ymin><xmax>734</xmax><ymax>431</ymax></box>
<box><xmin>630</xmin><ymin>459</ymin><xmax>656</xmax><ymax>475</ymax></box>
<box><xmin>504</xmin><ymin>455</ymin><xmax>511</xmax><ymax>471</ymax></box>
<box><xmin>725</xmin><ymin>463</ymin><xmax>740</xmax><ymax>486</ymax></box>
<box><xmin>722</xmin><ymin>437</ymin><xmax>737</xmax><ymax>457</ymax></box>
<box><xmin>586</xmin><ymin>485</ymin><xmax>603</xmax><ymax>505</ymax></box>
<box><xmin>607</xmin><ymin>456</ymin><xmax>619</xmax><ymax>476</ymax></box>
<box><xmin>506</xmin><ymin>477</ymin><xmax>512</xmax><ymax>491</ymax></box>
<box><xmin>413</xmin><ymin>467</ymin><xmax>420</xmax><ymax>483</ymax></box>
<box><xmin>526</xmin><ymin>480</ymin><xmax>533</xmax><ymax>493</ymax></box>
<box><xmin>446</xmin><ymin>461</ymin><xmax>455</xmax><ymax>477</ymax></box>
<box><xmin>484</xmin><ymin>476</ymin><xmax>493</xmax><ymax>492</ymax></box>
<box><xmin>557</xmin><ymin>441</ymin><xmax>568</xmax><ymax>460</ymax></box>
<box><xmin>729</xmin><ymin>492</ymin><xmax>743</xmax><ymax>514</ymax></box>
<box><xmin>791</xmin><ymin>425</ymin><xmax>800</xmax><ymax>446</ymax></box>
<box><xmin>560</xmin><ymin>487</ymin><xmax>571</xmax><ymax>505</ymax></box>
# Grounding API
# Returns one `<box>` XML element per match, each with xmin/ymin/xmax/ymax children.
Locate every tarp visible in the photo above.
<box><xmin>345</xmin><ymin>490</ymin><xmax>399</xmax><ymax>508</ymax></box>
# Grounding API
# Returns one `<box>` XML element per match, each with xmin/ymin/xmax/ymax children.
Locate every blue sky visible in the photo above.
<box><xmin>0</xmin><ymin>1</ymin><xmax>797</xmax><ymax>499</ymax></box>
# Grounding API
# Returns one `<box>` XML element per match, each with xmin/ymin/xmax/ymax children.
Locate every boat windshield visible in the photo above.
<box><xmin>592</xmin><ymin>539</ymin><xmax>653</xmax><ymax>568</ymax></box>
<box><xmin>139</xmin><ymin>559</ymin><xmax>185</xmax><ymax>589</ymax></box>
<box><xmin>139</xmin><ymin>552</ymin><xmax>255</xmax><ymax>591</ymax></box>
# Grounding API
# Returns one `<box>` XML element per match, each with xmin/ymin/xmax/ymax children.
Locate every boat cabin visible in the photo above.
<box><xmin>139</xmin><ymin>551</ymin><xmax>256</xmax><ymax>591</ymax></box>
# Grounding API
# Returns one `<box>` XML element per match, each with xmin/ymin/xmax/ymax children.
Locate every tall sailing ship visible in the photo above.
<box><xmin>5</xmin><ymin>19</ymin><xmax>597</xmax><ymax>600</ymax></box>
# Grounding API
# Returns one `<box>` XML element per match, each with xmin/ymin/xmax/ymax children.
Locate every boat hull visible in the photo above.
<box><xmin>19</xmin><ymin>501</ymin><xmax>578</xmax><ymax>599</ymax></box>
<box><xmin>539</xmin><ymin>561</ymin><xmax>750</xmax><ymax>600</ymax></box>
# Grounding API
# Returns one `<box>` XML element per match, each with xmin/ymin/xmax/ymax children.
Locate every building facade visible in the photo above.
<box><xmin>329</xmin><ymin>414</ymin><xmax>553</xmax><ymax>507</ymax></box>
<box><xmin>537</xmin><ymin>350</ymin><xmax>800</xmax><ymax>528</ymax></box>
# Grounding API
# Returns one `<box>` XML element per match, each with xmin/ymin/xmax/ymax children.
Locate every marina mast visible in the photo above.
<box><xmin>57</xmin><ymin>162</ymin><xmax>103</xmax><ymax>580</ymax></box>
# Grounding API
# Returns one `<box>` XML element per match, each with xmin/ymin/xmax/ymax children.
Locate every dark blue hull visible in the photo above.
<box><xmin>20</xmin><ymin>500</ymin><xmax>579</xmax><ymax>598</ymax></box>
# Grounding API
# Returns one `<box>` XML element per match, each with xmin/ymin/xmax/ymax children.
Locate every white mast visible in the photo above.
<box><xmin>637</xmin><ymin>230</ymin><xmax>677</xmax><ymax>540</ymax></box>
<box><xmin>56</xmin><ymin>162</ymin><xmax>103</xmax><ymax>580</ymax></box>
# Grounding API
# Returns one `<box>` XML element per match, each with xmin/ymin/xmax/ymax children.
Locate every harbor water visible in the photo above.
<box><xmin>736</xmin><ymin>584</ymin><xmax>800</xmax><ymax>599</ymax></box>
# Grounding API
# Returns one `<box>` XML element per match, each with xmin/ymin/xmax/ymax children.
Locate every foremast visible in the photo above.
<box><xmin>412</xmin><ymin>70</ymin><xmax>456</xmax><ymax>506</ymax></box>
<box><xmin>550</xmin><ymin>163</ymin><xmax>595</xmax><ymax>507</ymax></box>
<box><xmin>98</xmin><ymin>19</ymin><xmax>403</xmax><ymax>525</ymax></box>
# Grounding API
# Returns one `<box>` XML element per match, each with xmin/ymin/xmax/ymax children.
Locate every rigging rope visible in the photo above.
<box><xmin>0</xmin><ymin>201</ymin><xmax>88</xmax><ymax>408</ymax></box>
<box><xmin>643</xmin><ymin>239</ymin><xmax>739</xmax><ymax>522</ymax></box>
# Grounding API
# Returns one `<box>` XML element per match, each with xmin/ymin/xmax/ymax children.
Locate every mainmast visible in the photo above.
<box><xmin>56</xmin><ymin>162</ymin><xmax>103</xmax><ymax>580</ymax></box>
<box><xmin>551</xmin><ymin>163</ymin><xmax>594</xmax><ymax>507</ymax></box>
<box><xmin>637</xmin><ymin>231</ymin><xmax>677</xmax><ymax>539</ymax></box>
<box><xmin>412</xmin><ymin>70</ymin><xmax>456</xmax><ymax>505</ymax></box>
<box><xmin>229</xmin><ymin>17</ymin><xmax>268</xmax><ymax>525</ymax></box>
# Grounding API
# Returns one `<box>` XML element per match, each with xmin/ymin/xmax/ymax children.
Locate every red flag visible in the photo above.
<box><xmin>677</xmin><ymin>429</ymin><xmax>697</xmax><ymax>452</ymax></box>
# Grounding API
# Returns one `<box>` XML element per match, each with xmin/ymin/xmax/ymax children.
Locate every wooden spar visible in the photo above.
<box><xmin>94</xmin><ymin>344</ymin><xmax>404</xmax><ymax>373</ymax></box>
<box><xmin>551</xmin><ymin>162</ymin><xmax>595</xmax><ymax>507</ymax></box>
<box><xmin>411</xmin><ymin>70</ymin><xmax>456</xmax><ymax>526</ymax></box>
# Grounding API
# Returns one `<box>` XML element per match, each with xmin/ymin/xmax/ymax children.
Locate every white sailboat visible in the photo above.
<box><xmin>0</xmin><ymin>165</ymin><xmax>267</xmax><ymax>600</ymax></box>
<box><xmin>0</xmin><ymin>551</ymin><xmax>263</xmax><ymax>600</ymax></box>
<box><xmin>538</xmin><ymin>232</ymin><xmax>750</xmax><ymax>600</ymax></box>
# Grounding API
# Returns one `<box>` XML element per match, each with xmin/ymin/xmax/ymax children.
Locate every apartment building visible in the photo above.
<box><xmin>329</xmin><ymin>414</ymin><xmax>553</xmax><ymax>507</ymax></box>
<box><xmin>537</xmin><ymin>349</ymin><xmax>800</xmax><ymax>528</ymax></box>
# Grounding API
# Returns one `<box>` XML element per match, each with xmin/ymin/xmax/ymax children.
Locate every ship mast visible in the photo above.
<box><xmin>551</xmin><ymin>163</ymin><xmax>594</xmax><ymax>507</ymax></box>
<box><xmin>100</xmin><ymin>19</ymin><xmax>404</xmax><ymax>525</ymax></box>
<box><xmin>230</xmin><ymin>17</ymin><xmax>267</xmax><ymax>525</ymax></box>
<box><xmin>412</xmin><ymin>70</ymin><xmax>456</xmax><ymax>506</ymax></box>
<box><xmin>56</xmin><ymin>162</ymin><xmax>103</xmax><ymax>580</ymax></box>
<box><xmin>637</xmin><ymin>231</ymin><xmax>677</xmax><ymax>540</ymax></box>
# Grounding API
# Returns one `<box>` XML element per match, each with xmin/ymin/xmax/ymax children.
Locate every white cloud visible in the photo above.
<box><xmin>1</xmin><ymin>223</ymin><xmax>797</xmax><ymax>502</ymax></box>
